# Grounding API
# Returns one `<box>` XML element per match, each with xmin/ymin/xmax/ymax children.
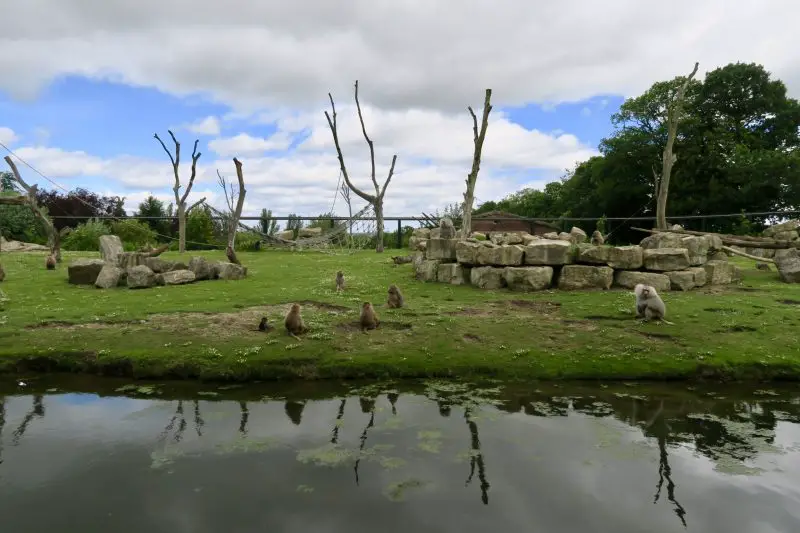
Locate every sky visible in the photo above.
<box><xmin>0</xmin><ymin>0</ymin><xmax>798</xmax><ymax>223</ymax></box>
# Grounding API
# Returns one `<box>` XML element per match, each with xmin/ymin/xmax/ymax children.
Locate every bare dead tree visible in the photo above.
<box><xmin>654</xmin><ymin>62</ymin><xmax>699</xmax><ymax>230</ymax></box>
<box><xmin>2</xmin><ymin>156</ymin><xmax>61</xmax><ymax>263</ymax></box>
<box><xmin>153</xmin><ymin>130</ymin><xmax>206</xmax><ymax>253</ymax></box>
<box><xmin>325</xmin><ymin>80</ymin><xmax>397</xmax><ymax>253</ymax></box>
<box><xmin>338</xmin><ymin>179</ymin><xmax>354</xmax><ymax>237</ymax></box>
<box><xmin>461</xmin><ymin>89</ymin><xmax>493</xmax><ymax>241</ymax></box>
<box><xmin>216</xmin><ymin>158</ymin><xmax>246</xmax><ymax>265</ymax></box>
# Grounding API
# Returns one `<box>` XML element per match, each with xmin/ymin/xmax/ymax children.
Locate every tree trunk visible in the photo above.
<box><xmin>374</xmin><ymin>201</ymin><xmax>385</xmax><ymax>253</ymax></box>
<box><xmin>462</xmin><ymin>89</ymin><xmax>493</xmax><ymax>241</ymax></box>
<box><xmin>177</xmin><ymin>203</ymin><xmax>187</xmax><ymax>253</ymax></box>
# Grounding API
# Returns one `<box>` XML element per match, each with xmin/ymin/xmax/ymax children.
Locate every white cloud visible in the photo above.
<box><xmin>0</xmin><ymin>1</ymin><xmax>797</xmax><ymax>112</ymax></box>
<box><xmin>208</xmin><ymin>132</ymin><xmax>293</xmax><ymax>157</ymax></box>
<box><xmin>0</xmin><ymin>126</ymin><xmax>18</xmax><ymax>146</ymax></box>
<box><xmin>185</xmin><ymin>116</ymin><xmax>221</xmax><ymax>136</ymax></box>
<box><xmin>580</xmin><ymin>107</ymin><xmax>592</xmax><ymax>117</ymax></box>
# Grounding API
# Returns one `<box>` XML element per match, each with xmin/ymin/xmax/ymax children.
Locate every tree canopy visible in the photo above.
<box><xmin>475</xmin><ymin>62</ymin><xmax>800</xmax><ymax>241</ymax></box>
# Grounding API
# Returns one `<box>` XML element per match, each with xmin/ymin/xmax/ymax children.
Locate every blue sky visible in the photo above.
<box><xmin>0</xmin><ymin>76</ymin><xmax>622</xmax><ymax>217</ymax></box>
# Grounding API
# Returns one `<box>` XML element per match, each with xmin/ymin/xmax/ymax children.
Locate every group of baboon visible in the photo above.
<box><xmin>258</xmin><ymin>270</ymin><xmax>407</xmax><ymax>339</ymax></box>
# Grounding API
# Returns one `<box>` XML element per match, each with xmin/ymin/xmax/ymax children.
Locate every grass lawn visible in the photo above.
<box><xmin>1</xmin><ymin>248</ymin><xmax>799</xmax><ymax>382</ymax></box>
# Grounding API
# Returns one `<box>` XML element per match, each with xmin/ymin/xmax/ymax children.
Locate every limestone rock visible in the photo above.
<box><xmin>614</xmin><ymin>270</ymin><xmax>671</xmax><ymax>292</ymax></box>
<box><xmin>277</xmin><ymin>230</ymin><xmax>295</xmax><ymax>240</ymax></box>
<box><xmin>521</xmin><ymin>234</ymin><xmax>540</xmax><ymax>245</ymax></box>
<box><xmin>476</xmin><ymin>244</ymin><xmax>524</xmax><ymax>266</ymax></box>
<box><xmin>569</xmin><ymin>226</ymin><xmax>588</xmax><ymax>244</ymax></box>
<box><xmin>643</xmin><ymin>248</ymin><xmax>690</xmax><ymax>271</ymax></box>
<box><xmin>543</xmin><ymin>232</ymin><xmax>559</xmax><ymax>239</ymax></box>
<box><xmin>703</xmin><ymin>260</ymin><xmax>738</xmax><ymax>285</ymax></box>
<box><xmin>773</xmin><ymin>230</ymin><xmax>799</xmax><ymax>242</ymax></box>
<box><xmin>557</xmin><ymin>265</ymin><xmax>614</xmax><ymax>290</ymax></box>
<box><xmin>99</xmin><ymin>235</ymin><xmax>124</xmax><ymax>264</ymax></box>
<box><xmin>703</xmin><ymin>234</ymin><xmax>724</xmax><ymax>252</ymax></box>
<box><xmin>430</xmin><ymin>228</ymin><xmax>441</xmax><ymax>239</ymax></box>
<box><xmin>68</xmin><ymin>259</ymin><xmax>107</xmax><ymax>285</ymax></box>
<box><xmin>687</xmin><ymin>266</ymin><xmax>707</xmax><ymax>287</ymax></box>
<box><xmin>680</xmin><ymin>236</ymin><xmax>709</xmax><ymax>266</ymax></box>
<box><xmin>667</xmin><ymin>270</ymin><xmax>696</xmax><ymax>291</ymax></box>
<box><xmin>216</xmin><ymin>261</ymin><xmax>248</xmax><ymax>280</ymax></box>
<box><xmin>524</xmin><ymin>240</ymin><xmax>574</xmax><ymax>265</ymax></box>
<box><xmin>188</xmin><ymin>256</ymin><xmax>213</xmax><ymax>281</ymax></box>
<box><xmin>774</xmin><ymin>249</ymin><xmax>800</xmax><ymax>283</ymax></box>
<box><xmin>412</xmin><ymin>251</ymin><xmax>425</xmax><ymax>271</ymax></box>
<box><xmin>557</xmin><ymin>232</ymin><xmax>574</xmax><ymax>243</ymax></box>
<box><xmin>640</xmin><ymin>232</ymin><xmax>683</xmax><ymax>250</ymax></box>
<box><xmin>503</xmin><ymin>266</ymin><xmax>553</xmax><ymax>291</ymax></box>
<box><xmin>127</xmin><ymin>265</ymin><xmax>156</xmax><ymax>289</ymax></box>
<box><xmin>427</xmin><ymin>238</ymin><xmax>458</xmax><ymax>261</ymax></box>
<box><xmin>415</xmin><ymin>259</ymin><xmax>440</xmax><ymax>282</ymax></box>
<box><xmin>437</xmin><ymin>263</ymin><xmax>470</xmax><ymax>285</ymax></box>
<box><xmin>472</xmin><ymin>232</ymin><xmax>487</xmax><ymax>241</ymax></box>
<box><xmin>456</xmin><ymin>241</ymin><xmax>481</xmax><ymax>264</ymax></box>
<box><xmin>94</xmin><ymin>265</ymin><xmax>124</xmax><ymax>289</ymax></box>
<box><xmin>489</xmin><ymin>232</ymin><xmax>525</xmax><ymax>245</ymax></box>
<box><xmin>412</xmin><ymin>228</ymin><xmax>431</xmax><ymax>239</ymax></box>
<box><xmin>155</xmin><ymin>269</ymin><xmax>196</xmax><ymax>286</ymax></box>
<box><xmin>408</xmin><ymin>236</ymin><xmax>427</xmax><ymax>251</ymax></box>
<box><xmin>763</xmin><ymin>219</ymin><xmax>800</xmax><ymax>238</ymax></box>
<box><xmin>144</xmin><ymin>257</ymin><xmax>175</xmax><ymax>273</ymax></box>
<box><xmin>470</xmin><ymin>266</ymin><xmax>506</xmax><ymax>289</ymax></box>
<box><xmin>117</xmin><ymin>252</ymin><xmax>147</xmax><ymax>270</ymax></box>
<box><xmin>576</xmin><ymin>244</ymin><xmax>610</xmax><ymax>265</ymax></box>
<box><xmin>298</xmin><ymin>227</ymin><xmax>323</xmax><ymax>238</ymax></box>
<box><xmin>607</xmin><ymin>246</ymin><xmax>644</xmax><ymax>269</ymax></box>
<box><xmin>708</xmin><ymin>251</ymin><xmax>728</xmax><ymax>261</ymax></box>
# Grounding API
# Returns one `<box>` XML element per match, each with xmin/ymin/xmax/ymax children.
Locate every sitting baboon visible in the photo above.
<box><xmin>590</xmin><ymin>230</ymin><xmax>605</xmax><ymax>246</ymax></box>
<box><xmin>284</xmin><ymin>303</ymin><xmax>309</xmax><ymax>339</ymax></box>
<box><xmin>387</xmin><ymin>284</ymin><xmax>405</xmax><ymax>308</ymax></box>
<box><xmin>335</xmin><ymin>271</ymin><xmax>345</xmax><ymax>292</ymax></box>
<box><xmin>360</xmin><ymin>302</ymin><xmax>380</xmax><ymax>332</ymax></box>
<box><xmin>45</xmin><ymin>254</ymin><xmax>56</xmax><ymax>270</ymax></box>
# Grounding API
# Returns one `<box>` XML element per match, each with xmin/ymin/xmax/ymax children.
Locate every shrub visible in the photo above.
<box><xmin>62</xmin><ymin>220</ymin><xmax>111</xmax><ymax>251</ymax></box>
<box><xmin>235</xmin><ymin>231</ymin><xmax>263</xmax><ymax>251</ymax></box>
<box><xmin>110</xmin><ymin>219</ymin><xmax>159</xmax><ymax>250</ymax></box>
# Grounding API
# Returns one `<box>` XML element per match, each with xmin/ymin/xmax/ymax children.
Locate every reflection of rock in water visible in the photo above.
<box><xmin>285</xmin><ymin>400</ymin><xmax>307</xmax><ymax>426</ymax></box>
<box><xmin>330</xmin><ymin>399</ymin><xmax>347</xmax><ymax>444</ymax></box>
<box><xmin>0</xmin><ymin>398</ymin><xmax>5</xmax><ymax>463</ymax></box>
<box><xmin>437</xmin><ymin>400</ymin><xmax>451</xmax><ymax>417</ymax></box>
<box><xmin>359</xmin><ymin>397</ymin><xmax>376</xmax><ymax>414</ymax></box>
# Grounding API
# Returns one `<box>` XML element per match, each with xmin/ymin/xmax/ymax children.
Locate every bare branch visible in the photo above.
<box><xmin>380</xmin><ymin>155</ymin><xmax>398</xmax><ymax>199</ymax></box>
<box><xmin>354</xmin><ymin>80</ymin><xmax>379</xmax><ymax>196</ymax></box>
<box><xmin>721</xmin><ymin>245</ymin><xmax>775</xmax><ymax>263</ymax></box>
<box><xmin>186</xmin><ymin>197</ymin><xmax>207</xmax><ymax>213</ymax></box>
<box><xmin>180</xmin><ymin>139</ymin><xmax>202</xmax><ymax>205</ymax></box>
<box><xmin>324</xmin><ymin>94</ymin><xmax>376</xmax><ymax>204</ymax></box>
<box><xmin>461</xmin><ymin>89</ymin><xmax>493</xmax><ymax>240</ymax></box>
<box><xmin>154</xmin><ymin>131</ymin><xmax>180</xmax><ymax>204</ymax></box>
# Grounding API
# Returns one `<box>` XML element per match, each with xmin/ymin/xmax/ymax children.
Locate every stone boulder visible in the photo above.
<box><xmin>427</xmin><ymin>238</ymin><xmax>458</xmax><ymax>261</ymax></box>
<box><xmin>774</xmin><ymin>249</ymin><xmax>800</xmax><ymax>283</ymax></box>
<box><xmin>470</xmin><ymin>266</ymin><xmax>506</xmax><ymax>289</ymax></box>
<box><xmin>607</xmin><ymin>246</ymin><xmax>644</xmax><ymax>269</ymax></box>
<box><xmin>666</xmin><ymin>270</ymin><xmax>696</xmax><ymax>291</ymax></box>
<box><xmin>412</xmin><ymin>228</ymin><xmax>431</xmax><ymax>240</ymax></box>
<box><xmin>708</xmin><ymin>251</ymin><xmax>728</xmax><ymax>262</ymax></box>
<box><xmin>524</xmin><ymin>240</ymin><xmax>574</xmax><ymax>265</ymax></box>
<box><xmin>614</xmin><ymin>270</ymin><xmax>671</xmax><ymax>292</ymax></box>
<box><xmin>144</xmin><ymin>257</ymin><xmax>176</xmax><ymax>273</ymax></box>
<box><xmin>521</xmin><ymin>234</ymin><xmax>540</xmax><ymax>245</ymax></box>
<box><xmin>472</xmin><ymin>232</ymin><xmax>487</xmax><ymax>241</ymax></box>
<box><xmin>503</xmin><ymin>266</ymin><xmax>553</xmax><ymax>291</ymax></box>
<box><xmin>640</xmin><ymin>232</ymin><xmax>683</xmax><ymax>250</ymax></box>
<box><xmin>773</xmin><ymin>230</ymin><xmax>799</xmax><ymax>242</ymax></box>
<box><xmin>117</xmin><ymin>252</ymin><xmax>147</xmax><ymax>270</ymax></box>
<box><xmin>216</xmin><ymin>262</ymin><xmax>248</xmax><ymax>280</ymax></box>
<box><xmin>127</xmin><ymin>265</ymin><xmax>156</xmax><ymax>289</ymax></box>
<box><xmin>94</xmin><ymin>265</ymin><xmax>125</xmax><ymax>289</ymax></box>
<box><xmin>476</xmin><ymin>244</ymin><xmax>524</xmax><ymax>266</ymax></box>
<box><xmin>543</xmin><ymin>232</ymin><xmax>559</xmax><ymax>240</ymax></box>
<box><xmin>576</xmin><ymin>244</ymin><xmax>610</xmax><ymax>265</ymax></box>
<box><xmin>643</xmin><ymin>248</ymin><xmax>690</xmax><ymax>271</ymax></box>
<box><xmin>557</xmin><ymin>265</ymin><xmax>614</xmax><ymax>290</ymax></box>
<box><xmin>298</xmin><ymin>227</ymin><xmax>323</xmax><ymax>238</ymax></box>
<box><xmin>408</xmin><ymin>236</ymin><xmax>427</xmax><ymax>251</ymax></box>
<box><xmin>703</xmin><ymin>234</ymin><xmax>724</xmax><ymax>252</ymax></box>
<box><xmin>703</xmin><ymin>260</ymin><xmax>739</xmax><ymax>285</ymax></box>
<box><xmin>489</xmin><ymin>232</ymin><xmax>524</xmax><ymax>245</ymax></box>
<box><xmin>687</xmin><ymin>266</ymin><xmax>707</xmax><ymax>287</ymax></box>
<box><xmin>99</xmin><ymin>235</ymin><xmax>124</xmax><ymax>264</ymax></box>
<box><xmin>277</xmin><ymin>230</ymin><xmax>295</xmax><ymax>240</ymax></box>
<box><xmin>155</xmin><ymin>270</ymin><xmax>196</xmax><ymax>286</ymax></box>
<box><xmin>414</xmin><ymin>259</ymin><xmax>440</xmax><ymax>282</ymax></box>
<box><xmin>456</xmin><ymin>241</ymin><xmax>481</xmax><ymax>264</ymax></box>
<box><xmin>68</xmin><ymin>259</ymin><xmax>107</xmax><ymax>285</ymax></box>
<box><xmin>557</xmin><ymin>232</ymin><xmax>574</xmax><ymax>243</ymax></box>
<box><xmin>437</xmin><ymin>263</ymin><xmax>470</xmax><ymax>285</ymax></box>
<box><xmin>680</xmin><ymin>236</ymin><xmax>709</xmax><ymax>266</ymax></box>
<box><xmin>188</xmin><ymin>256</ymin><xmax>213</xmax><ymax>281</ymax></box>
<box><xmin>763</xmin><ymin>220</ymin><xmax>800</xmax><ymax>238</ymax></box>
<box><xmin>569</xmin><ymin>226</ymin><xmax>588</xmax><ymax>244</ymax></box>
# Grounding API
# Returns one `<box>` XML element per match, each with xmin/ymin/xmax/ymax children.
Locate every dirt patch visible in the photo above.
<box><xmin>505</xmin><ymin>300</ymin><xmax>562</xmax><ymax>311</ymax></box>
<box><xmin>717</xmin><ymin>325</ymin><xmax>758</xmax><ymax>333</ymax></box>
<box><xmin>559</xmin><ymin>319</ymin><xmax>598</xmax><ymax>331</ymax></box>
<box><xmin>734</xmin><ymin>287</ymin><xmax>760</xmax><ymax>293</ymax></box>
<box><xmin>585</xmin><ymin>315</ymin><xmax>630</xmax><ymax>321</ymax></box>
<box><xmin>635</xmin><ymin>331</ymin><xmax>676</xmax><ymax>341</ymax></box>
<box><xmin>336</xmin><ymin>321</ymin><xmax>413</xmax><ymax>332</ymax></box>
<box><xmin>778</xmin><ymin>299</ymin><xmax>800</xmax><ymax>306</ymax></box>
<box><xmin>24</xmin><ymin>319</ymin><xmax>144</xmax><ymax>330</ymax></box>
<box><xmin>290</xmin><ymin>300</ymin><xmax>350</xmax><ymax>312</ymax></box>
<box><xmin>703</xmin><ymin>307</ymin><xmax>739</xmax><ymax>313</ymax></box>
<box><xmin>463</xmin><ymin>333</ymin><xmax>482</xmax><ymax>342</ymax></box>
<box><xmin>445</xmin><ymin>308</ymin><xmax>489</xmax><ymax>317</ymax></box>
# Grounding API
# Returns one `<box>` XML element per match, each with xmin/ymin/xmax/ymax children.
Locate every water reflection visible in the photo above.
<box><xmin>1</xmin><ymin>379</ymin><xmax>800</xmax><ymax>533</ymax></box>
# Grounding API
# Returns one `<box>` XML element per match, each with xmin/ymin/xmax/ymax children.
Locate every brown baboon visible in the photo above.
<box><xmin>590</xmin><ymin>230</ymin><xmax>605</xmax><ymax>246</ymax></box>
<box><xmin>335</xmin><ymin>271</ymin><xmax>345</xmax><ymax>292</ymax></box>
<box><xmin>0</xmin><ymin>263</ymin><xmax>5</xmax><ymax>282</ymax></box>
<box><xmin>755</xmin><ymin>262</ymin><xmax>771</xmax><ymax>271</ymax></box>
<box><xmin>391</xmin><ymin>255</ymin><xmax>413</xmax><ymax>265</ymax></box>
<box><xmin>284</xmin><ymin>303</ymin><xmax>308</xmax><ymax>338</ymax></box>
<box><xmin>258</xmin><ymin>317</ymin><xmax>273</xmax><ymax>332</ymax></box>
<box><xmin>359</xmin><ymin>302</ymin><xmax>380</xmax><ymax>332</ymax></box>
<box><xmin>45</xmin><ymin>254</ymin><xmax>56</xmax><ymax>270</ymax></box>
<box><xmin>634</xmin><ymin>284</ymin><xmax>673</xmax><ymax>324</ymax></box>
<box><xmin>387</xmin><ymin>284</ymin><xmax>405</xmax><ymax>308</ymax></box>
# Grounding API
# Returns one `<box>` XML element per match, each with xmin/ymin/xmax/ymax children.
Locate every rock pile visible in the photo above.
<box><xmin>68</xmin><ymin>235</ymin><xmax>248</xmax><ymax>289</ymax></box>
<box><xmin>412</xmin><ymin>226</ymin><xmax>741</xmax><ymax>292</ymax></box>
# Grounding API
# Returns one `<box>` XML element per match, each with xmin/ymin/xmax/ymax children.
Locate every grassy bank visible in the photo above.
<box><xmin>1</xmin><ymin>249</ymin><xmax>799</xmax><ymax>382</ymax></box>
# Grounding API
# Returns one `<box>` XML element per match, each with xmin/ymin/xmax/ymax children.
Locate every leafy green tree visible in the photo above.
<box><xmin>135</xmin><ymin>195</ymin><xmax>171</xmax><ymax>238</ymax></box>
<box><xmin>185</xmin><ymin>205</ymin><xmax>217</xmax><ymax>249</ymax></box>
<box><xmin>258</xmin><ymin>208</ymin><xmax>279</xmax><ymax>236</ymax></box>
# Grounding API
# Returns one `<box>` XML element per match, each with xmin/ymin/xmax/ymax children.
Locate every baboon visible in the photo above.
<box><xmin>45</xmin><ymin>254</ymin><xmax>56</xmax><ymax>270</ymax></box>
<box><xmin>391</xmin><ymin>255</ymin><xmax>413</xmax><ymax>265</ymax></box>
<box><xmin>359</xmin><ymin>302</ymin><xmax>380</xmax><ymax>332</ymax></box>
<box><xmin>0</xmin><ymin>263</ymin><xmax>5</xmax><ymax>282</ymax></box>
<box><xmin>258</xmin><ymin>317</ymin><xmax>274</xmax><ymax>332</ymax></box>
<box><xmin>439</xmin><ymin>217</ymin><xmax>456</xmax><ymax>239</ymax></box>
<box><xmin>335</xmin><ymin>271</ymin><xmax>345</xmax><ymax>292</ymax></box>
<box><xmin>634</xmin><ymin>284</ymin><xmax>673</xmax><ymax>324</ymax></box>
<box><xmin>755</xmin><ymin>262</ymin><xmax>771</xmax><ymax>271</ymax></box>
<box><xmin>387</xmin><ymin>284</ymin><xmax>405</xmax><ymax>308</ymax></box>
<box><xmin>284</xmin><ymin>303</ymin><xmax>308</xmax><ymax>339</ymax></box>
<box><xmin>590</xmin><ymin>230</ymin><xmax>605</xmax><ymax>246</ymax></box>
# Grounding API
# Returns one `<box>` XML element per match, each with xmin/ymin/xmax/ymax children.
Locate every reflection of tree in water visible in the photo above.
<box><xmin>193</xmin><ymin>400</ymin><xmax>205</xmax><ymax>437</ymax></box>
<box><xmin>12</xmin><ymin>395</ymin><xmax>45</xmax><ymax>446</ymax></box>
<box><xmin>330</xmin><ymin>399</ymin><xmax>346</xmax><ymax>444</ymax></box>
<box><xmin>158</xmin><ymin>401</ymin><xmax>188</xmax><ymax>444</ymax></box>
<box><xmin>353</xmin><ymin>396</ymin><xmax>377</xmax><ymax>486</ymax></box>
<box><xmin>284</xmin><ymin>400</ymin><xmax>307</xmax><ymax>426</ymax></box>
<box><xmin>647</xmin><ymin>401</ymin><xmax>687</xmax><ymax>529</ymax></box>
<box><xmin>463</xmin><ymin>406</ymin><xmax>490</xmax><ymax>505</ymax></box>
<box><xmin>0</xmin><ymin>398</ymin><xmax>5</xmax><ymax>465</ymax></box>
<box><xmin>239</xmin><ymin>402</ymin><xmax>249</xmax><ymax>435</ymax></box>
<box><xmin>387</xmin><ymin>392</ymin><xmax>399</xmax><ymax>416</ymax></box>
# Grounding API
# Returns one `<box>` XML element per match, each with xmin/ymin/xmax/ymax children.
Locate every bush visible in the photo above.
<box><xmin>110</xmin><ymin>219</ymin><xmax>159</xmax><ymax>250</ymax></box>
<box><xmin>235</xmin><ymin>231</ymin><xmax>263</xmax><ymax>251</ymax></box>
<box><xmin>185</xmin><ymin>208</ymin><xmax>218</xmax><ymax>250</ymax></box>
<box><xmin>62</xmin><ymin>220</ymin><xmax>111</xmax><ymax>251</ymax></box>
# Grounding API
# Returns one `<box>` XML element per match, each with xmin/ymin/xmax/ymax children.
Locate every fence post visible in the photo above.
<box><xmin>396</xmin><ymin>219</ymin><xmax>402</xmax><ymax>249</ymax></box>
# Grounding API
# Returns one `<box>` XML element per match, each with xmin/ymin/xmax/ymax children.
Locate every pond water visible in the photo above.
<box><xmin>1</xmin><ymin>376</ymin><xmax>800</xmax><ymax>533</ymax></box>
